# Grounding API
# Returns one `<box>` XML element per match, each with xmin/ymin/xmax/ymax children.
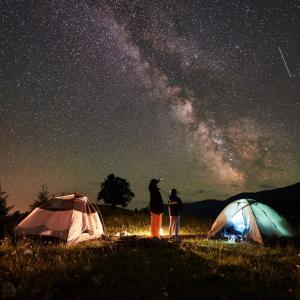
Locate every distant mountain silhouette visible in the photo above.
<box><xmin>181</xmin><ymin>182</ymin><xmax>300</xmax><ymax>221</ymax></box>
<box><xmin>140</xmin><ymin>199</ymin><xmax>227</xmax><ymax>219</ymax></box>
<box><xmin>181</xmin><ymin>199</ymin><xmax>226</xmax><ymax>219</ymax></box>
<box><xmin>226</xmin><ymin>182</ymin><xmax>300</xmax><ymax>220</ymax></box>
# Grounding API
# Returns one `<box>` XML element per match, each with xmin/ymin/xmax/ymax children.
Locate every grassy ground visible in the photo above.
<box><xmin>100</xmin><ymin>206</ymin><xmax>212</xmax><ymax>236</ymax></box>
<box><xmin>0</xmin><ymin>211</ymin><xmax>299</xmax><ymax>300</ymax></box>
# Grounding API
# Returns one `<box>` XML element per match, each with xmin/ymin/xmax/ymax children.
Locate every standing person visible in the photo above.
<box><xmin>148</xmin><ymin>178</ymin><xmax>164</xmax><ymax>238</ymax></box>
<box><xmin>168</xmin><ymin>188</ymin><xmax>183</xmax><ymax>240</ymax></box>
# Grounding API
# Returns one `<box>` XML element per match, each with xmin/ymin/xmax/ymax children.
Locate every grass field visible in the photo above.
<box><xmin>0</xmin><ymin>209</ymin><xmax>299</xmax><ymax>300</ymax></box>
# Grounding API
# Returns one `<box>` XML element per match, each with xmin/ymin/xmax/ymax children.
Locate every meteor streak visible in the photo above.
<box><xmin>278</xmin><ymin>47</ymin><xmax>292</xmax><ymax>79</ymax></box>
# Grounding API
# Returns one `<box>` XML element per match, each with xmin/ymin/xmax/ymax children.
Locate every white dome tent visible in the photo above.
<box><xmin>207</xmin><ymin>199</ymin><xmax>296</xmax><ymax>245</ymax></box>
<box><xmin>15</xmin><ymin>194</ymin><xmax>104</xmax><ymax>244</ymax></box>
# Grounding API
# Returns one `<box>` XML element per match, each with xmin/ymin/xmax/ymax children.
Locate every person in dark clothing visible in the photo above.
<box><xmin>168</xmin><ymin>188</ymin><xmax>183</xmax><ymax>239</ymax></box>
<box><xmin>148</xmin><ymin>179</ymin><xmax>164</xmax><ymax>238</ymax></box>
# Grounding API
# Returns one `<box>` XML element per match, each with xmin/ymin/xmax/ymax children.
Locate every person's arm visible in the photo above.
<box><xmin>178</xmin><ymin>197</ymin><xmax>183</xmax><ymax>213</ymax></box>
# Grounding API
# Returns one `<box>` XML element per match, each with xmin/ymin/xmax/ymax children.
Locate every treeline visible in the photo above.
<box><xmin>0</xmin><ymin>186</ymin><xmax>24</xmax><ymax>238</ymax></box>
<box><xmin>0</xmin><ymin>173</ymin><xmax>135</xmax><ymax>238</ymax></box>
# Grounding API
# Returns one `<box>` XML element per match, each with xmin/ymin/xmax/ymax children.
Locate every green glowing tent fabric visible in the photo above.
<box><xmin>207</xmin><ymin>199</ymin><xmax>296</xmax><ymax>244</ymax></box>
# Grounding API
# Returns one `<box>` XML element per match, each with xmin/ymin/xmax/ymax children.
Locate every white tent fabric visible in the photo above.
<box><xmin>207</xmin><ymin>199</ymin><xmax>296</xmax><ymax>244</ymax></box>
<box><xmin>15</xmin><ymin>194</ymin><xmax>104</xmax><ymax>244</ymax></box>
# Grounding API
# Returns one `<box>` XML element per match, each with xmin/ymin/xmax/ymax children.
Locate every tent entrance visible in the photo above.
<box><xmin>224</xmin><ymin>208</ymin><xmax>248</xmax><ymax>241</ymax></box>
<box><xmin>230</xmin><ymin>208</ymin><xmax>247</xmax><ymax>234</ymax></box>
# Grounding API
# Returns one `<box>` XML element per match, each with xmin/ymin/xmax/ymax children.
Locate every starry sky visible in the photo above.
<box><xmin>1</xmin><ymin>0</ymin><xmax>299</xmax><ymax>211</ymax></box>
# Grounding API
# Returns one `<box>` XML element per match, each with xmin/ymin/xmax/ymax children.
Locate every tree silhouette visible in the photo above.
<box><xmin>0</xmin><ymin>185</ymin><xmax>13</xmax><ymax>238</ymax></box>
<box><xmin>97</xmin><ymin>174</ymin><xmax>135</xmax><ymax>209</ymax></box>
<box><xmin>30</xmin><ymin>184</ymin><xmax>50</xmax><ymax>210</ymax></box>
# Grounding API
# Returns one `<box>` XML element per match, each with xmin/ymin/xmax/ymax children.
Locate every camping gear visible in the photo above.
<box><xmin>15</xmin><ymin>194</ymin><xmax>104</xmax><ymax>244</ymax></box>
<box><xmin>207</xmin><ymin>199</ymin><xmax>296</xmax><ymax>244</ymax></box>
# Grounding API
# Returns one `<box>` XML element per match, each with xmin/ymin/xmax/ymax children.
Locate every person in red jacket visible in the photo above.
<box><xmin>148</xmin><ymin>178</ymin><xmax>164</xmax><ymax>238</ymax></box>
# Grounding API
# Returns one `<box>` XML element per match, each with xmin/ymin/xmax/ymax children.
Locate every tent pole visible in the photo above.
<box><xmin>251</xmin><ymin>204</ymin><xmax>278</xmax><ymax>230</ymax></box>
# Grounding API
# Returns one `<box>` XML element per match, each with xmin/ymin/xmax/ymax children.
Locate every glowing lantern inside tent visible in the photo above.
<box><xmin>229</xmin><ymin>208</ymin><xmax>247</xmax><ymax>234</ymax></box>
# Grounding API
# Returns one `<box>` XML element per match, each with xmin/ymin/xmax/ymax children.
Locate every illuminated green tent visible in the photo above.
<box><xmin>207</xmin><ymin>199</ymin><xmax>296</xmax><ymax>244</ymax></box>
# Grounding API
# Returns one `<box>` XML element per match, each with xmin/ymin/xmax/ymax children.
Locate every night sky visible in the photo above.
<box><xmin>1</xmin><ymin>0</ymin><xmax>299</xmax><ymax>211</ymax></box>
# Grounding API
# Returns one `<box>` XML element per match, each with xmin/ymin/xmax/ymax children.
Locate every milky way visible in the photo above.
<box><xmin>1</xmin><ymin>0</ymin><xmax>299</xmax><ymax>210</ymax></box>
